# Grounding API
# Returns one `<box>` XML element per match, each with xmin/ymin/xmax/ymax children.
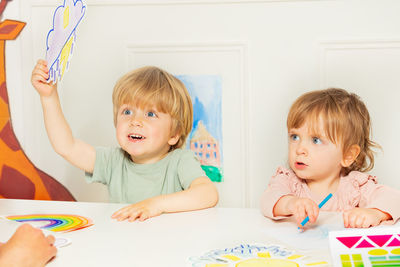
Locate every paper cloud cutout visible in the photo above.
<box><xmin>45</xmin><ymin>0</ymin><xmax>86</xmax><ymax>83</ymax></box>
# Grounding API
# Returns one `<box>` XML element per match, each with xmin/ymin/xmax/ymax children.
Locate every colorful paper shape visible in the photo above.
<box><xmin>337</xmin><ymin>236</ymin><xmax>362</xmax><ymax>249</ymax></box>
<box><xmin>387</xmin><ymin>238</ymin><xmax>400</xmax><ymax>247</ymax></box>
<box><xmin>6</xmin><ymin>214</ymin><xmax>93</xmax><ymax>233</ymax></box>
<box><xmin>329</xmin><ymin>227</ymin><xmax>400</xmax><ymax>267</ymax></box>
<box><xmin>188</xmin><ymin>244</ymin><xmax>329</xmax><ymax>267</ymax></box>
<box><xmin>45</xmin><ymin>0</ymin><xmax>86</xmax><ymax>83</ymax></box>
<box><xmin>368</xmin><ymin>235</ymin><xmax>392</xmax><ymax>247</ymax></box>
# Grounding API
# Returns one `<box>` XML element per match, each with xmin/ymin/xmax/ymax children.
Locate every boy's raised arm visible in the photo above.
<box><xmin>31</xmin><ymin>60</ymin><xmax>96</xmax><ymax>173</ymax></box>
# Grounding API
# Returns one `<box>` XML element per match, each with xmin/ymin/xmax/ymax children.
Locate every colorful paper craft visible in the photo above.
<box><xmin>329</xmin><ymin>227</ymin><xmax>400</xmax><ymax>267</ymax></box>
<box><xmin>188</xmin><ymin>244</ymin><xmax>329</xmax><ymax>267</ymax></box>
<box><xmin>6</xmin><ymin>214</ymin><xmax>93</xmax><ymax>233</ymax></box>
<box><xmin>45</xmin><ymin>0</ymin><xmax>87</xmax><ymax>83</ymax></box>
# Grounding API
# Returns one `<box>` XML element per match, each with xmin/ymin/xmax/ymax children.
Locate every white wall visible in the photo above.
<box><xmin>5</xmin><ymin>0</ymin><xmax>400</xmax><ymax>207</ymax></box>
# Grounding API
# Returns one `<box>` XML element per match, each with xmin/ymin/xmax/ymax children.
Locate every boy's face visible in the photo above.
<box><xmin>288</xmin><ymin>119</ymin><xmax>345</xmax><ymax>183</ymax></box>
<box><xmin>115</xmin><ymin>104</ymin><xmax>180</xmax><ymax>164</ymax></box>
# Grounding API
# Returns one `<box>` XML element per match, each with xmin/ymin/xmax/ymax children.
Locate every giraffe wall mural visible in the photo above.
<box><xmin>0</xmin><ymin>0</ymin><xmax>75</xmax><ymax>201</ymax></box>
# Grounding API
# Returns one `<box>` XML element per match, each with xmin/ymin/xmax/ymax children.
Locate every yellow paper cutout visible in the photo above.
<box><xmin>59</xmin><ymin>35</ymin><xmax>74</xmax><ymax>79</ymax></box>
<box><xmin>63</xmin><ymin>6</ymin><xmax>69</xmax><ymax>29</ymax></box>
<box><xmin>287</xmin><ymin>255</ymin><xmax>303</xmax><ymax>260</ymax></box>
<box><xmin>392</xmin><ymin>248</ymin><xmax>400</xmax><ymax>255</ymax></box>
<box><xmin>223</xmin><ymin>255</ymin><xmax>241</xmax><ymax>261</ymax></box>
<box><xmin>368</xmin><ymin>249</ymin><xmax>388</xmax><ymax>256</ymax></box>
<box><xmin>305</xmin><ymin>261</ymin><xmax>328</xmax><ymax>266</ymax></box>
<box><xmin>235</xmin><ymin>258</ymin><xmax>299</xmax><ymax>267</ymax></box>
<box><xmin>257</xmin><ymin>252</ymin><xmax>271</xmax><ymax>258</ymax></box>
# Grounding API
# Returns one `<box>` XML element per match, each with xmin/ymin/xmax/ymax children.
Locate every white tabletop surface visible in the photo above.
<box><xmin>0</xmin><ymin>199</ymin><xmax>344</xmax><ymax>266</ymax></box>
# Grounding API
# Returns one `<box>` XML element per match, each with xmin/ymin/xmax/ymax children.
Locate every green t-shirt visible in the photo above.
<box><xmin>85</xmin><ymin>147</ymin><xmax>206</xmax><ymax>203</ymax></box>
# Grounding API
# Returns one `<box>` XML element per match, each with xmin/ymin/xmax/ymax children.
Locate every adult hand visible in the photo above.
<box><xmin>0</xmin><ymin>224</ymin><xmax>57</xmax><ymax>267</ymax></box>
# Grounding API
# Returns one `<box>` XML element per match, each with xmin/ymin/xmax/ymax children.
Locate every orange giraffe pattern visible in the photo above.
<box><xmin>0</xmin><ymin>17</ymin><xmax>75</xmax><ymax>201</ymax></box>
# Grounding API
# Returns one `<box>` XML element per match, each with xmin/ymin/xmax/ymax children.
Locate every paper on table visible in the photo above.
<box><xmin>329</xmin><ymin>225</ymin><xmax>400</xmax><ymax>267</ymax></box>
<box><xmin>261</xmin><ymin>212</ymin><xmax>346</xmax><ymax>251</ymax></box>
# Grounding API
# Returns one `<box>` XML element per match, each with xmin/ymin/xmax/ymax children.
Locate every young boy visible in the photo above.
<box><xmin>31</xmin><ymin>60</ymin><xmax>218</xmax><ymax>222</ymax></box>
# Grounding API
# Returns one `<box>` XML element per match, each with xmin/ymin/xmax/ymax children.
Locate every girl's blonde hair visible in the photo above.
<box><xmin>287</xmin><ymin>88</ymin><xmax>380</xmax><ymax>175</ymax></box>
<box><xmin>112</xmin><ymin>66</ymin><xmax>193</xmax><ymax>150</ymax></box>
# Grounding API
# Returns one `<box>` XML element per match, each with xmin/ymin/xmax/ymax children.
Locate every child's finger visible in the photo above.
<box><xmin>139</xmin><ymin>212</ymin><xmax>149</xmax><ymax>221</ymax></box>
<box><xmin>111</xmin><ymin>207</ymin><xmax>126</xmax><ymax>218</ymax></box>
<box><xmin>128</xmin><ymin>210</ymin><xmax>142</xmax><ymax>222</ymax></box>
<box><xmin>355</xmin><ymin>215</ymin><xmax>365</xmax><ymax>228</ymax></box>
<box><xmin>361</xmin><ymin>217</ymin><xmax>371</xmax><ymax>228</ymax></box>
<box><xmin>116</xmin><ymin>211</ymin><xmax>132</xmax><ymax>221</ymax></box>
<box><xmin>309</xmin><ymin>205</ymin><xmax>319</xmax><ymax>223</ymax></box>
<box><xmin>343</xmin><ymin>212</ymin><xmax>349</xmax><ymax>228</ymax></box>
<box><xmin>36</xmin><ymin>62</ymin><xmax>49</xmax><ymax>72</ymax></box>
<box><xmin>37</xmin><ymin>59</ymin><xmax>48</xmax><ymax>67</ymax></box>
<box><xmin>295</xmin><ymin>206</ymin><xmax>307</xmax><ymax>225</ymax></box>
<box><xmin>347</xmin><ymin>214</ymin><xmax>357</xmax><ymax>228</ymax></box>
<box><xmin>32</xmin><ymin>72</ymin><xmax>49</xmax><ymax>83</ymax></box>
<box><xmin>305</xmin><ymin>204</ymin><xmax>316</xmax><ymax>223</ymax></box>
<box><xmin>31</xmin><ymin>68</ymin><xmax>49</xmax><ymax>81</ymax></box>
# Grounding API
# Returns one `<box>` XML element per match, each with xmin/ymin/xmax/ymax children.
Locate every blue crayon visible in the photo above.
<box><xmin>299</xmin><ymin>193</ymin><xmax>333</xmax><ymax>228</ymax></box>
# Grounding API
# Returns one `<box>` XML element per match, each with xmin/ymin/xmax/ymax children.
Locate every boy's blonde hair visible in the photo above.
<box><xmin>112</xmin><ymin>66</ymin><xmax>193</xmax><ymax>150</ymax></box>
<box><xmin>287</xmin><ymin>88</ymin><xmax>380</xmax><ymax>175</ymax></box>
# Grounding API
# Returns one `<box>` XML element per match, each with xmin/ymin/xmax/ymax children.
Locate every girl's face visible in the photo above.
<box><xmin>115</xmin><ymin>104</ymin><xmax>180</xmax><ymax>164</ymax></box>
<box><xmin>288</xmin><ymin>119</ymin><xmax>345</xmax><ymax>182</ymax></box>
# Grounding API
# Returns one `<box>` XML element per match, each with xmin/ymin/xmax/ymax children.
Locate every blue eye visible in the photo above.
<box><xmin>123</xmin><ymin>109</ymin><xmax>132</xmax><ymax>115</ymax></box>
<box><xmin>146</xmin><ymin>111</ymin><xmax>156</xmax><ymax>118</ymax></box>
<box><xmin>312</xmin><ymin>137</ymin><xmax>322</xmax><ymax>144</ymax></box>
<box><xmin>290</xmin><ymin>134</ymin><xmax>299</xmax><ymax>141</ymax></box>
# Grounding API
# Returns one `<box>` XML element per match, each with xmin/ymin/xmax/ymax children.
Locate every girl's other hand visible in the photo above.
<box><xmin>111</xmin><ymin>196</ymin><xmax>165</xmax><ymax>222</ymax></box>
<box><xmin>343</xmin><ymin>208</ymin><xmax>391</xmax><ymax>228</ymax></box>
<box><xmin>288</xmin><ymin>197</ymin><xmax>319</xmax><ymax>228</ymax></box>
<box><xmin>31</xmin><ymin>59</ymin><xmax>57</xmax><ymax>97</ymax></box>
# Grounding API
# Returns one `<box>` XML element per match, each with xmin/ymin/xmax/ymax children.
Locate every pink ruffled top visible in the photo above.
<box><xmin>260</xmin><ymin>167</ymin><xmax>400</xmax><ymax>223</ymax></box>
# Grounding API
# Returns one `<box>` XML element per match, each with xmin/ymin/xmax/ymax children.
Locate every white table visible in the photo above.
<box><xmin>0</xmin><ymin>199</ymin><xmax>340</xmax><ymax>266</ymax></box>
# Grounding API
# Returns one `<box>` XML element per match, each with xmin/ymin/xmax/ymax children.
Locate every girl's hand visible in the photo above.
<box><xmin>288</xmin><ymin>197</ymin><xmax>319</xmax><ymax>228</ymax></box>
<box><xmin>343</xmin><ymin>208</ymin><xmax>391</xmax><ymax>228</ymax></box>
<box><xmin>31</xmin><ymin>59</ymin><xmax>56</xmax><ymax>97</ymax></box>
<box><xmin>111</xmin><ymin>196</ymin><xmax>165</xmax><ymax>222</ymax></box>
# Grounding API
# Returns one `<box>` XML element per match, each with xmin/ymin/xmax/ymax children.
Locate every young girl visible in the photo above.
<box><xmin>260</xmin><ymin>88</ymin><xmax>400</xmax><ymax>228</ymax></box>
<box><xmin>31</xmin><ymin>60</ymin><xmax>218</xmax><ymax>222</ymax></box>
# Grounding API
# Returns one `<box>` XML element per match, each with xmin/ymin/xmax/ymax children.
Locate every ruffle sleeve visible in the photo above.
<box><xmin>260</xmin><ymin>167</ymin><xmax>303</xmax><ymax>220</ymax></box>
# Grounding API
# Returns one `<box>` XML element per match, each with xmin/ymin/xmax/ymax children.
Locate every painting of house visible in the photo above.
<box><xmin>176</xmin><ymin>75</ymin><xmax>223</xmax><ymax>182</ymax></box>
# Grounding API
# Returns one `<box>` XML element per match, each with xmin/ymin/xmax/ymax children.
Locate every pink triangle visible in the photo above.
<box><xmin>387</xmin><ymin>238</ymin><xmax>400</xmax><ymax>247</ymax></box>
<box><xmin>356</xmin><ymin>239</ymin><xmax>375</xmax><ymax>248</ymax></box>
<box><xmin>367</xmin><ymin>235</ymin><xmax>393</xmax><ymax>247</ymax></box>
<box><xmin>337</xmin><ymin>236</ymin><xmax>362</xmax><ymax>248</ymax></box>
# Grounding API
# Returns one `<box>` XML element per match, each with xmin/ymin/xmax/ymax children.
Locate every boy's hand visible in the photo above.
<box><xmin>343</xmin><ymin>208</ymin><xmax>391</xmax><ymax>228</ymax></box>
<box><xmin>31</xmin><ymin>59</ymin><xmax>56</xmax><ymax>97</ymax></box>
<box><xmin>287</xmin><ymin>197</ymin><xmax>319</xmax><ymax>228</ymax></box>
<box><xmin>111</xmin><ymin>196</ymin><xmax>165</xmax><ymax>222</ymax></box>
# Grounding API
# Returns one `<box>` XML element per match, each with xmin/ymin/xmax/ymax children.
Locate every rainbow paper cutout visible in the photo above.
<box><xmin>6</xmin><ymin>214</ymin><xmax>93</xmax><ymax>233</ymax></box>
